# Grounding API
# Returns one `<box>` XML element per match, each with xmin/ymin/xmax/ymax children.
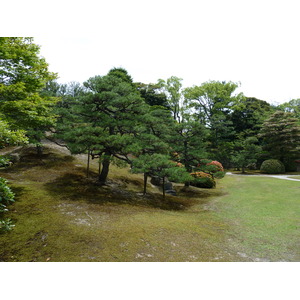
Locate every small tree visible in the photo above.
<box><xmin>131</xmin><ymin>154</ymin><xmax>192</xmax><ymax>197</ymax></box>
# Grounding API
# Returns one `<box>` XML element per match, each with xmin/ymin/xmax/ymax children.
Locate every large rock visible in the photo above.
<box><xmin>8</xmin><ymin>153</ymin><xmax>20</xmax><ymax>163</ymax></box>
<box><xmin>150</xmin><ymin>176</ymin><xmax>162</xmax><ymax>186</ymax></box>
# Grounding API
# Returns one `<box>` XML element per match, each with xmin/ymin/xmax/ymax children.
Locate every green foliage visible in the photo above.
<box><xmin>0</xmin><ymin>177</ymin><xmax>15</xmax><ymax>207</ymax></box>
<box><xmin>0</xmin><ymin>119</ymin><xmax>28</xmax><ymax>148</ymax></box>
<box><xmin>260</xmin><ymin>159</ymin><xmax>285</xmax><ymax>174</ymax></box>
<box><xmin>230</xmin><ymin>97</ymin><xmax>273</xmax><ymax>137</ymax></box>
<box><xmin>260</xmin><ymin>111</ymin><xmax>300</xmax><ymax>170</ymax></box>
<box><xmin>190</xmin><ymin>172</ymin><xmax>216</xmax><ymax>188</ymax></box>
<box><xmin>0</xmin><ymin>37</ymin><xmax>58</xmax><ymax>148</ymax></box>
<box><xmin>135</xmin><ymin>82</ymin><xmax>170</xmax><ymax>108</ymax></box>
<box><xmin>277</xmin><ymin>98</ymin><xmax>300</xmax><ymax>119</ymax></box>
<box><xmin>0</xmin><ymin>218</ymin><xmax>15</xmax><ymax>233</ymax></box>
<box><xmin>231</xmin><ymin>136</ymin><xmax>262</xmax><ymax>172</ymax></box>
<box><xmin>132</xmin><ymin>154</ymin><xmax>193</xmax><ymax>179</ymax></box>
<box><xmin>157</xmin><ymin>76</ymin><xmax>183</xmax><ymax>122</ymax></box>
<box><xmin>0</xmin><ymin>178</ymin><xmax>15</xmax><ymax>232</ymax></box>
<box><xmin>0</xmin><ymin>156</ymin><xmax>10</xmax><ymax>168</ymax></box>
<box><xmin>169</xmin><ymin>119</ymin><xmax>208</xmax><ymax>173</ymax></box>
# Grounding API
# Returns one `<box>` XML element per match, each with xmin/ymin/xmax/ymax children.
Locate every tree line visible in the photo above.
<box><xmin>1</xmin><ymin>37</ymin><xmax>300</xmax><ymax>189</ymax></box>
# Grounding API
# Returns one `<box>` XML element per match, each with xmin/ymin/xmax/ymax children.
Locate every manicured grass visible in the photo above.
<box><xmin>0</xmin><ymin>144</ymin><xmax>299</xmax><ymax>261</ymax></box>
<box><xmin>216</xmin><ymin>175</ymin><xmax>300</xmax><ymax>261</ymax></box>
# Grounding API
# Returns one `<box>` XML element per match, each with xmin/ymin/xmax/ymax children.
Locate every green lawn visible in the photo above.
<box><xmin>0</xmin><ymin>144</ymin><xmax>299</xmax><ymax>261</ymax></box>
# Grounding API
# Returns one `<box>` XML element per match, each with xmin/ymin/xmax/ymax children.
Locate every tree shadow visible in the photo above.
<box><xmin>44</xmin><ymin>172</ymin><xmax>194</xmax><ymax>211</ymax></box>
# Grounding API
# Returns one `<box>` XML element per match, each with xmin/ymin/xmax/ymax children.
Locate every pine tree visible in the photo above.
<box><xmin>260</xmin><ymin>111</ymin><xmax>300</xmax><ymax>170</ymax></box>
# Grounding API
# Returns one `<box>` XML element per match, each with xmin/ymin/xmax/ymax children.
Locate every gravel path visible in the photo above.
<box><xmin>226</xmin><ymin>172</ymin><xmax>300</xmax><ymax>182</ymax></box>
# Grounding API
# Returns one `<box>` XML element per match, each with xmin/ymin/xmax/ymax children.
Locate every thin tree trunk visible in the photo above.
<box><xmin>184</xmin><ymin>181</ymin><xmax>190</xmax><ymax>187</ymax></box>
<box><xmin>162</xmin><ymin>176</ymin><xmax>165</xmax><ymax>199</ymax></box>
<box><xmin>99</xmin><ymin>153</ymin><xmax>111</xmax><ymax>183</ymax></box>
<box><xmin>36</xmin><ymin>144</ymin><xmax>43</xmax><ymax>156</ymax></box>
<box><xmin>98</xmin><ymin>156</ymin><xmax>101</xmax><ymax>177</ymax></box>
<box><xmin>143</xmin><ymin>173</ymin><xmax>148</xmax><ymax>195</ymax></box>
<box><xmin>86</xmin><ymin>149</ymin><xmax>90</xmax><ymax>178</ymax></box>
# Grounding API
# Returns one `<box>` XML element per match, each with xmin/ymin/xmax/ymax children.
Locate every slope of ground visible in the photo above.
<box><xmin>0</xmin><ymin>142</ymin><xmax>299</xmax><ymax>262</ymax></box>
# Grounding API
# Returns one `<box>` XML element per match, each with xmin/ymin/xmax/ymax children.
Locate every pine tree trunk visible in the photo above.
<box><xmin>143</xmin><ymin>173</ymin><xmax>148</xmax><ymax>195</ymax></box>
<box><xmin>99</xmin><ymin>154</ymin><xmax>111</xmax><ymax>183</ymax></box>
<box><xmin>36</xmin><ymin>144</ymin><xmax>43</xmax><ymax>156</ymax></box>
<box><xmin>162</xmin><ymin>176</ymin><xmax>165</xmax><ymax>199</ymax></box>
<box><xmin>86</xmin><ymin>149</ymin><xmax>90</xmax><ymax>178</ymax></box>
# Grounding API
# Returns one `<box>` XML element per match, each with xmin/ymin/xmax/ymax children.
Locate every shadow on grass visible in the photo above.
<box><xmin>44</xmin><ymin>172</ymin><xmax>197</xmax><ymax>211</ymax></box>
<box><xmin>1</xmin><ymin>147</ymin><xmax>75</xmax><ymax>175</ymax></box>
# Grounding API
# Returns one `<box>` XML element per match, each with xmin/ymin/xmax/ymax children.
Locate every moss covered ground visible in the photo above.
<box><xmin>0</xmin><ymin>143</ymin><xmax>299</xmax><ymax>262</ymax></box>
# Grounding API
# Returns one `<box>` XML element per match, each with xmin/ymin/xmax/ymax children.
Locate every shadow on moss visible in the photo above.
<box><xmin>44</xmin><ymin>172</ymin><xmax>195</xmax><ymax>211</ymax></box>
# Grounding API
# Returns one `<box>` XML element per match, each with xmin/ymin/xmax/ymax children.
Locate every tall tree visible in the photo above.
<box><xmin>184</xmin><ymin>81</ymin><xmax>241</xmax><ymax>165</ymax></box>
<box><xmin>183</xmin><ymin>80</ymin><xmax>242</xmax><ymax>126</ymax></box>
<box><xmin>57</xmin><ymin>69</ymin><xmax>149</xmax><ymax>183</ymax></box>
<box><xmin>277</xmin><ymin>98</ymin><xmax>300</xmax><ymax>119</ymax></box>
<box><xmin>157</xmin><ymin>76</ymin><xmax>183</xmax><ymax>122</ymax></box>
<box><xmin>135</xmin><ymin>82</ymin><xmax>169</xmax><ymax>108</ymax></box>
<box><xmin>259</xmin><ymin>111</ymin><xmax>300</xmax><ymax>170</ymax></box>
<box><xmin>0</xmin><ymin>37</ymin><xmax>58</xmax><ymax>153</ymax></box>
<box><xmin>230</xmin><ymin>97</ymin><xmax>273</xmax><ymax>137</ymax></box>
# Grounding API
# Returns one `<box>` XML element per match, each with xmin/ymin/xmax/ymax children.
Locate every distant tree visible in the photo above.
<box><xmin>259</xmin><ymin>111</ymin><xmax>300</xmax><ymax>170</ymax></box>
<box><xmin>231</xmin><ymin>136</ymin><xmax>262</xmax><ymax>173</ymax></box>
<box><xmin>169</xmin><ymin>119</ymin><xmax>208</xmax><ymax>185</ymax></box>
<box><xmin>135</xmin><ymin>82</ymin><xmax>170</xmax><ymax>108</ymax></box>
<box><xmin>230</xmin><ymin>97</ymin><xmax>273</xmax><ymax>137</ymax></box>
<box><xmin>183</xmin><ymin>80</ymin><xmax>242</xmax><ymax>126</ymax></box>
<box><xmin>277</xmin><ymin>98</ymin><xmax>300</xmax><ymax>119</ymax></box>
<box><xmin>157</xmin><ymin>76</ymin><xmax>183</xmax><ymax>122</ymax></box>
<box><xmin>184</xmin><ymin>81</ymin><xmax>241</xmax><ymax>165</ymax></box>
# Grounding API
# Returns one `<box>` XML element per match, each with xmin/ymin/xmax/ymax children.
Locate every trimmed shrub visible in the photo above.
<box><xmin>190</xmin><ymin>171</ymin><xmax>216</xmax><ymax>188</ymax></box>
<box><xmin>260</xmin><ymin>159</ymin><xmax>285</xmax><ymax>174</ymax></box>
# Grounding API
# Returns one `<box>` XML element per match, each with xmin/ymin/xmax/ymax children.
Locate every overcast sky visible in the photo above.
<box><xmin>4</xmin><ymin>0</ymin><xmax>300</xmax><ymax>104</ymax></box>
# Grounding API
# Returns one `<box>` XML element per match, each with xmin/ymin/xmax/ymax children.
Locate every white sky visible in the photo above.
<box><xmin>3</xmin><ymin>0</ymin><xmax>300</xmax><ymax>104</ymax></box>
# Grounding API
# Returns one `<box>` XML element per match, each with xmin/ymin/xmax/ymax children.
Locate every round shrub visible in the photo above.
<box><xmin>190</xmin><ymin>171</ymin><xmax>216</xmax><ymax>188</ymax></box>
<box><xmin>260</xmin><ymin>159</ymin><xmax>285</xmax><ymax>174</ymax></box>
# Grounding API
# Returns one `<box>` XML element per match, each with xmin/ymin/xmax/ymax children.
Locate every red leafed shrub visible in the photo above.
<box><xmin>190</xmin><ymin>171</ymin><xmax>216</xmax><ymax>188</ymax></box>
<box><xmin>197</xmin><ymin>159</ymin><xmax>225</xmax><ymax>179</ymax></box>
<box><xmin>207</xmin><ymin>161</ymin><xmax>224</xmax><ymax>172</ymax></box>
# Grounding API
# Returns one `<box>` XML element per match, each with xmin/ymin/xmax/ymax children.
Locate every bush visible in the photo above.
<box><xmin>0</xmin><ymin>219</ymin><xmax>15</xmax><ymax>233</ymax></box>
<box><xmin>197</xmin><ymin>159</ymin><xmax>225</xmax><ymax>179</ymax></box>
<box><xmin>0</xmin><ymin>156</ymin><xmax>10</xmax><ymax>168</ymax></box>
<box><xmin>190</xmin><ymin>171</ymin><xmax>216</xmax><ymax>188</ymax></box>
<box><xmin>0</xmin><ymin>178</ymin><xmax>15</xmax><ymax>233</ymax></box>
<box><xmin>260</xmin><ymin>159</ymin><xmax>285</xmax><ymax>174</ymax></box>
<box><xmin>0</xmin><ymin>177</ymin><xmax>15</xmax><ymax>206</ymax></box>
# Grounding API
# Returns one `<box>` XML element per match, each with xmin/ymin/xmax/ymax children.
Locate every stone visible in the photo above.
<box><xmin>8</xmin><ymin>153</ymin><xmax>20</xmax><ymax>163</ymax></box>
<box><xmin>165</xmin><ymin>189</ymin><xmax>177</xmax><ymax>196</ymax></box>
